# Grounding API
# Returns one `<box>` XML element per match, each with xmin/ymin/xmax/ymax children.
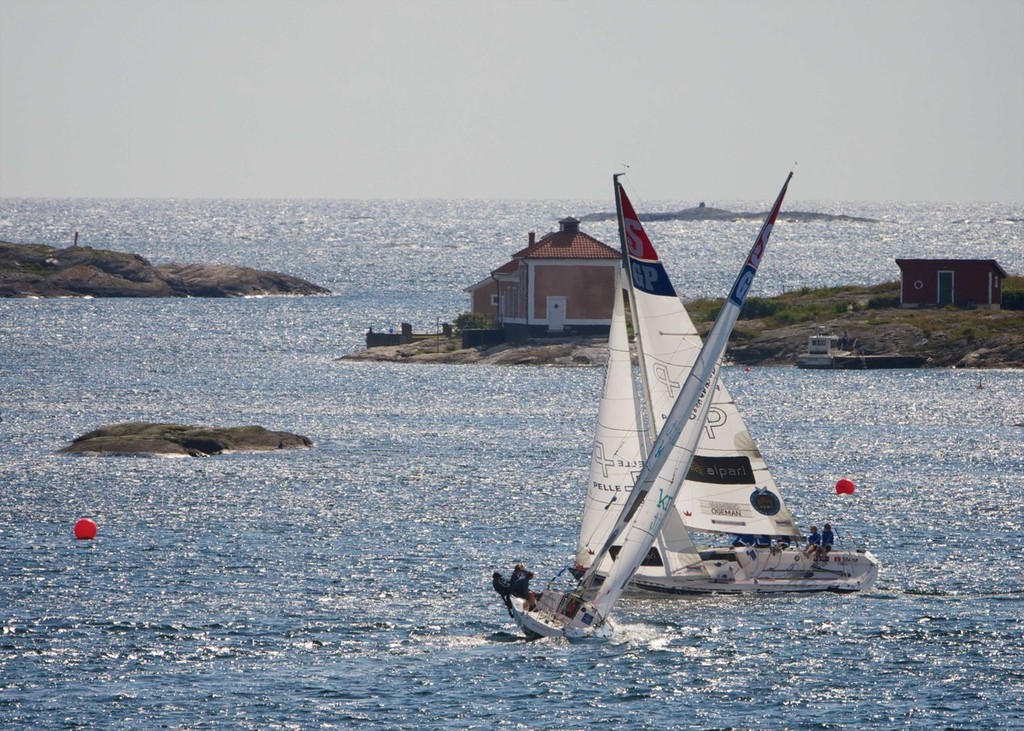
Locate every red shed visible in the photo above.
<box><xmin>895</xmin><ymin>259</ymin><xmax>1008</xmax><ymax>309</ymax></box>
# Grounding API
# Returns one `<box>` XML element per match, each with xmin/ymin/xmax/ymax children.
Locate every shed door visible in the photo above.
<box><xmin>938</xmin><ymin>271</ymin><xmax>954</xmax><ymax>306</ymax></box>
<box><xmin>546</xmin><ymin>296</ymin><xmax>567</xmax><ymax>332</ymax></box>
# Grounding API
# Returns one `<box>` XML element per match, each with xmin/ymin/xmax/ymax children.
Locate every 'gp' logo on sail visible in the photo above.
<box><xmin>728</xmin><ymin>264</ymin><xmax>756</xmax><ymax>307</ymax></box>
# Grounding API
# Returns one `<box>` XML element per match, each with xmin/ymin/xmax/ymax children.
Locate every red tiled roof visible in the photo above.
<box><xmin>492</xmin><ymin>259</ymin><xmax>519</xmax><ymax>274</ymax></box>
<box><xmin>510</xmin><ymin>230</ymin><xmax>620</xmax><ymax>260</ymax></box>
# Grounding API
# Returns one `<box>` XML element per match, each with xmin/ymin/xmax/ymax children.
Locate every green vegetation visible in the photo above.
<box><xmin>453</xmin><ymin>311</ymin><xmax>492</xmax><ymax>334</ymax></box>
<box><xmin>682</xmin><ymin>279</ymin><xmax>1023</xmax><ymax>353</ymax></box>
<box><xmin>1003</xmin><ymin>275</ymin><xmax>1024</xmax><ymax>310</ymax></box>
<box><xmin>687</xmin><ymin>282</ymin><xmax>900</xmax><ymax>330</ymax></box>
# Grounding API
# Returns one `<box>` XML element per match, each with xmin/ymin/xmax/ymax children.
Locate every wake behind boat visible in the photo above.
<box><xmin>495</xmin><ymin>172</ymin><xmax>819</xmax><ymax>639</ymax></box>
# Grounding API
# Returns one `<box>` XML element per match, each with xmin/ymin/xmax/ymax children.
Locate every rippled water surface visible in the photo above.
<box><xmin>1</xmin><ymin>199</ymin><xmax>1022</xmax><ymax>729</ymax></box>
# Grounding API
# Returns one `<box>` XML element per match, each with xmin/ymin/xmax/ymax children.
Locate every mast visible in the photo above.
<box><xmin>613</xmin><ymin>175</ymin><xmax>658</xmax><ymax>450</ymax></box>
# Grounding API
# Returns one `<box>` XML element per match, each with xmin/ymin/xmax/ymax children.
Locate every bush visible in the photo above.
<box><xmin>453</xmin><ymin>311</ymin><xmax>493</xmax><ymax>334</ymax></box>
<box><xmin>867</xmin><ymin>295</ymin><xmax>900</xmax><ymax>309</ymax></box>
<box><xmin>740</xmin><ymin>297</ymin><xmax>783</xmax><ymax>320</ymax></box>
<box><xmin>1002</xmin><ymin>290</ymin><xmax>1024</xmax><ymax>311</ymax></box>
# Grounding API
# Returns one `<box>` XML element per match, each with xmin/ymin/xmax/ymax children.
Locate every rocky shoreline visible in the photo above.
<box><xmin>1</xmin><ymin>240</ymin><xmax>329</xmax><ymax>298</ymax></box>
<box><xmin>341</xmin><ymin>313</ymin><xmax>1024</xmax><ymax>369</ymax></box>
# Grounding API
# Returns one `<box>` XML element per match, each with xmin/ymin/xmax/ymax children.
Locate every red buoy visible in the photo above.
<box><xmin>835</xmin><ymin>478</ymin><xmax>856</xmax><ymax>495</ymax></box>
<box><xmin>74</xmin><ymin>518</ymin><xmax>97</xmax><ymax>540</ymax></box>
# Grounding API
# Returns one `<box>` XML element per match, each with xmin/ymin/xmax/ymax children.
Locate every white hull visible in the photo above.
<box><xmin>508</xmin><ymin>594</ymin><xmax>613</xmax><ymax>640</ymax></box>
<box><xmin>585</xmin><ymin>546</ymin><xmax>879</xmax><ymax>595</ymax></box>
<box><xmin>795</xmin><ymin>353</ymin><xmax>846</xmax><ymax>368</ymax></box>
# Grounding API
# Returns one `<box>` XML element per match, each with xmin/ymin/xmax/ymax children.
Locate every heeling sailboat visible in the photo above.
<box><xmin>574</xmin><ymin>177</ymin><xmax>879</xmax><ymax>595</ymax></box>
<box><xmin>504</xmin><ymin>172</ymin><xmax>798</xmax><ymax>639</ymax></box>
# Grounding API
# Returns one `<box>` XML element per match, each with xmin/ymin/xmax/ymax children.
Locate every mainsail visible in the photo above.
<box><xmin>618</xmin><ymin>180</ymin><xmax>802</xmax><ymax>541</ymax></box>
<box><xmin>585</xmin><ymin>172</ymin><xmax>794</xmax><ymax>619</ymax></box>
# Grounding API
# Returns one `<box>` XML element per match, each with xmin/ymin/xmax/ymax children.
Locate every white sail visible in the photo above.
<box><xmin>589</xmin><ymin>172</ymin><xmax>793</xmax><ymax>619</ymax></box>
<box><xmin>620</xmin><ymin>187</ymin><xmax>802</xmax><ymax>541</ymax></box>
<box><xmin>575</xmin><ymin>267</ymin><xmax>644</xmax><ymax>570</ymax></box>
<box><xmin>575</xmin><ymin>268</ymin><xmax>701</xmax><ymax>576</ymax></box>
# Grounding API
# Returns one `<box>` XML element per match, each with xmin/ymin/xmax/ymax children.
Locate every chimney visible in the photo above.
<box><xmin>558</xmin><ymin>217</ymin><xmax>580</xmax><ymax>234</ymax></box>
<box><xmin>528</xmin><ymin>231</ymin><xmax>536</xmax><ymax>246</ymax></box>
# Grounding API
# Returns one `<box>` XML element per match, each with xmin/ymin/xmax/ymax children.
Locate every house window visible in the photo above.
<box><xmin>490</xmin><ymin>294</ymin><xmax>498</xmax><ymax>306</ymax></box>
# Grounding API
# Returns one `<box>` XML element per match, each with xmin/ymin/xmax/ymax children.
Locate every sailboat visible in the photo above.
<box><xmin>573</xmin><ymin>177</ymin><xmax>880</xmax><ymax>595</ymax></box>
<box><xmin>503</xmin><ymin>172</ymin><xmax>804</xmax><ymax>639</ymax></box>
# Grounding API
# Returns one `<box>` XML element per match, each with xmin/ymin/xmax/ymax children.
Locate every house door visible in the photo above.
<box><xmin>546</xmin><ymin>296</ymin><xmax>567</xmax><ymax>332</ymax></box>
<box><xmin>938</xmin><ymin>271</ymin><xmax>953</xmax><ymax>306</ymax></box>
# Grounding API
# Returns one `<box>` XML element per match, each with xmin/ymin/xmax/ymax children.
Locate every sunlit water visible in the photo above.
<box><xmin>1</xmin><ymin>199</ymin><xmax>1022</xmax><ymax>729</ymax></box>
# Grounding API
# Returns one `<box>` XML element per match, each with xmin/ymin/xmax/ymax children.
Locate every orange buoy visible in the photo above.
<box><xmin>74</xmin><ymin>518</ymin><xmax>97</xmax><ymax>540</ymax></box>
<box><xmin>835</xmin><ymin>478</ymin><xmax>856</xmax><ymax>495</ymax></box>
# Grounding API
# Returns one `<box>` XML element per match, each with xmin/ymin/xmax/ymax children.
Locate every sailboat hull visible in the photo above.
<box><xmin>581</xmin><ymin>546</ymin><xmax>880</xmax><ymax>595</ymax></box>
<box><xmin>508</xmin><ymin>595</ymin><xmax>613</xmax><ymax>640</ymax></box>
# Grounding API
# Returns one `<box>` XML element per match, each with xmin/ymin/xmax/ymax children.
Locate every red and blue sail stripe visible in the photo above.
<box><xmin>615</xmin><ymin>181</ymin><xmax>677</xmax><ymax>298</ymax></box>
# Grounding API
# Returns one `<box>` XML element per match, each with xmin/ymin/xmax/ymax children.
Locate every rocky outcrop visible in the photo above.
<box><xmin>0</xmin><ymin>241</ymin><xmax>330</xmax><ymax>298</ymax></box>
<box><xmin>59</xmin><ymin>422</ymin><xmax>312</xmax><ymax>456</ymax></box>
<box><xmin>339</xmin><ymin>337</ymin><xmax>610</xmax><ymax>366</ymax></box>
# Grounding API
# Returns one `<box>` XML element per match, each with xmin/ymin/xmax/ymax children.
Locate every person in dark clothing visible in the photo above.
<box><xmin>509</xmin><ymin>567</ymin><xmax>537</xmax><ymax>611</ymax></box>
<box><xmin>492</xmin><ymin>571</ymin><xmax>513</xmax><ymax>615</ymax></box>
<box><xmin>817</xmin><ymin>523</ymin><xmax>835</xmax><ymax>560</ymax></box>
<box><xmin>510</xmin><ymin>563</ymin><xmax>526</xmax><ymax>586</ymax></box>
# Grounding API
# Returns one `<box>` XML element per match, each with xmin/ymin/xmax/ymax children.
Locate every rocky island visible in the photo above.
<box><xmin>578</xmin><ymin>204</ymin><xmax>877</xmax><ymax>224</ymax></box>
<box><xmin>0</xmin><ymin>240</ymin><xmax>330</xmax><ymax>298</ymax></box>
<box><xmin>59</xmin><ymin>422</ymin><xmax>313</xmax><ymax>457</ymax></box>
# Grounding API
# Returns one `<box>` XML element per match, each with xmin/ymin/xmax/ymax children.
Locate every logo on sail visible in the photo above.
<box><xmin>629</xmin><ymin>259</ymin><xmax>676</xmax><ymax>297</ymax></box>
<box><xmin>749</xmin><ymin>487</ymin><xmax>782</xmax><ymax>516</ymax></box>
<box><xmin>728</xmin><ymin>264</ymin><xmax>757</xmax><ymax>307</ymax></box>
<box><xmin>686</xmin><ymin>455</ymin><xmax>755</xmax><ymax>484</ymax></box>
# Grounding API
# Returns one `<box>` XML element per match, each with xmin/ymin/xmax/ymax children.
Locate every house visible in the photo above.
<box><xmin>465</xmin><ymin>217</ymin><xmax>621</xmax><ymax>339</ymax></box>
<box><xmin>895</xmin><ymin>259</ymin><xmax>1008</xmax><ymax>309</ymax></box>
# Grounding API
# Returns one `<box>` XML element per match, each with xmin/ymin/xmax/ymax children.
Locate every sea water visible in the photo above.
<box><xmin>1</xmin><ymin>199</ymin><xmax>1022</xmax><ymax>729</ymax></box>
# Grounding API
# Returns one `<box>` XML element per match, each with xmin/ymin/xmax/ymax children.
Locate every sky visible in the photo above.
<box><xmin>1</xmin><ymin>0</ymin><xmax>1022</xmax><ymax>202</ymax></box>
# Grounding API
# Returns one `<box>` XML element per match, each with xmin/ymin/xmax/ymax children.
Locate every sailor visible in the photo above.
<box><xmin>803</xmin><ymin>526</ymin><xmax>821</xmax><ymax>557</ymax></box>
<box><xmin>492</xmin><ymin>572</ymin><xmax>513</xmax><ymax>616</ymax></box>
<box><xmin>817</xmin><ymin>523</ymin><xmax>835</xmax><ymax>560</ymax></box>
<box><xmin>510</xmin><ymin>563</ymin><xmax>526</xmax><ymax>585</ymax></box>
<box><xmin>510</xmin><ymin>567</ymin><xmax>537</xmax><ymax>611</ymax></box>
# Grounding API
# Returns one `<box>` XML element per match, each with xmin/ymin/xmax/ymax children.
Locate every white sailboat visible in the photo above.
<box><xmin>503</xmin><ymin>172</ymin><xmax>808</xmax><ymax>639</ymax></box>
<box><xmin>574</xmin><ymin>177</ymin><xmax>879</xmax><ymax>595</ymax></box>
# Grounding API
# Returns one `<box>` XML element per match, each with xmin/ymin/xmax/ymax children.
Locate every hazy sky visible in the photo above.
<box><xmin>2</xmin><ymin>0</ymin><xmax>1022</xmax><ymax>201</ymax></box>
